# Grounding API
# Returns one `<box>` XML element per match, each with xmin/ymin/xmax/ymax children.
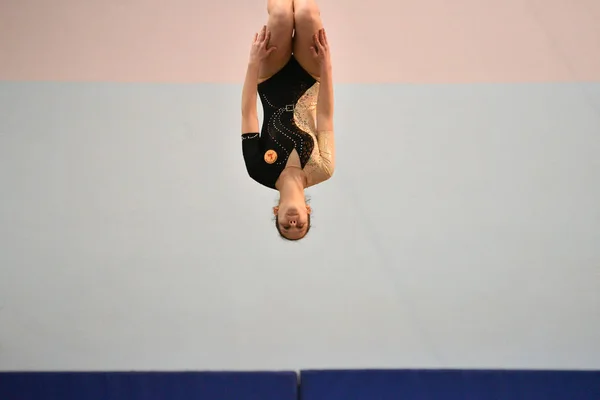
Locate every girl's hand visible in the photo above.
<box><xmin>310</xmin><ymin>29</ymin><xmax>331</xmax><ymax>69</ymax></box>
<box><xmin>249</xmin><ymin>25</ymin><xmax>277</xmax><ymax>64</ymax></box>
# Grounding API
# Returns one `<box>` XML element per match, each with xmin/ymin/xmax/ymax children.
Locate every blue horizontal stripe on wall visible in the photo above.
<box><xmin>300</xmin><ymin>369</ymin><xmax>600</xmax><ymax>400</ymax></box>
<box><xmin>0</xmin><ymin>371</ymin><xmax>298</xmax><ymax>400</ymax></box>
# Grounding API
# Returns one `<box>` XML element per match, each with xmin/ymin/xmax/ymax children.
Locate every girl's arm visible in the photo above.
<box><xmin>312</xmin><ymin>29</ymin><xmax>335</xmax><ymax>182</ymax></box>
<box><xmin>316</xmin><ymin>62</ymin><xmax>334</xmax><ymax>132</ymax></box>
<box><xmin>241</xmin><ymin>26</ymin><xmax>275</xmax><ymax>134</ymax></box>
<box><xmin>241</xmin><ymin>60</ymin><xmax>261</xmax><ymax>134</ymax></box>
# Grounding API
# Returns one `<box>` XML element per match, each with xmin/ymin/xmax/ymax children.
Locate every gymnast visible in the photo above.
<box><xmin>241</xmin><ymin>0</ymin><xmax>335</xmax><ymax>241</ymax></box>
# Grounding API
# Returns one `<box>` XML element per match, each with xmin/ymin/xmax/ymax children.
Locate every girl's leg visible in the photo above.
<box><xmin>259</xmin><ymin>0</ymin><xmax>295</xmax><ymax>80</ymax></box>
<box><xmin>292</xmin><ymin>0</ymin><xmax>324</xmax><ymax>78</ymax></box>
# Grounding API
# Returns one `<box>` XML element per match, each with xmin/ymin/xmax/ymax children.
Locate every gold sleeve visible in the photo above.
<box><xmin>293</xmin><ymin>82</ymin><xmax>336</xmax><ymax>187</ymax></box>
<box><xmin>306</xmin><ymin>130</ymin><xmax>335</xmax><ymax>187</ymax></box>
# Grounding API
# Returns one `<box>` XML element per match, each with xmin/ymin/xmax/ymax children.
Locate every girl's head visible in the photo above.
<box><xmin>273</xmin><ymin>198</ymin><xmax>312</xmax><ymax>241</ymax></box>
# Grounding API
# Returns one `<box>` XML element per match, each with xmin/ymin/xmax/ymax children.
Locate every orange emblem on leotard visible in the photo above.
<box><xmin>264</xmin><ymin>149</ymin><xmax>278</xmax><ymax>164</ymax></box>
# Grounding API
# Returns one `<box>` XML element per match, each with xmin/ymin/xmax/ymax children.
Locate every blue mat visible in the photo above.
<box><xmin>300</xmin><ymin>369</ymin><xmax>600</xmax><ymax>400</ymax></box>
<box><xmin>0</xmin><ymin>371</ymin><xmax>298</xmax><ymax>400</ymax></box>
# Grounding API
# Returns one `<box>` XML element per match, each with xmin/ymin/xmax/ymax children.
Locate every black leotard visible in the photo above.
<box><xmin>242</xmin><ymin>56</ymin><xmax>317</xmax><ymax>190</ymax></box>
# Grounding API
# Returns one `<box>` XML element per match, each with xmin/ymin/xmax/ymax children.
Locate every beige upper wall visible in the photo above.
<box><xmin>0</xmin><ymin>0</ymin><xmax>598</xmax><ymax>83</ymax></box>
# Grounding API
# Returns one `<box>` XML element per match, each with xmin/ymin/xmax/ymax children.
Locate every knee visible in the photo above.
<box><xmin>268</xmin><ymin>3</ymin><xmax>293</xmax><ymax>23</ymax></box>
<box><xmin>294</xmin><ymin>3</ymin><xmax>320</xmax><ymax>24</ymax></box>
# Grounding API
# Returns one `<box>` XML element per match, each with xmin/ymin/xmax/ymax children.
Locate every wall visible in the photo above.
<box><xmin>1</xmin><ymin>0</ymin><xmax>599</xmax><ymax>371</ymax></box>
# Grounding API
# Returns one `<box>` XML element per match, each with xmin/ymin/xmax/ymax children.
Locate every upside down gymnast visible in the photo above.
<box><xmin>241</xmin><ymin>0</ymin><xmax>335</xmax><ymax>241</ymax></box>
